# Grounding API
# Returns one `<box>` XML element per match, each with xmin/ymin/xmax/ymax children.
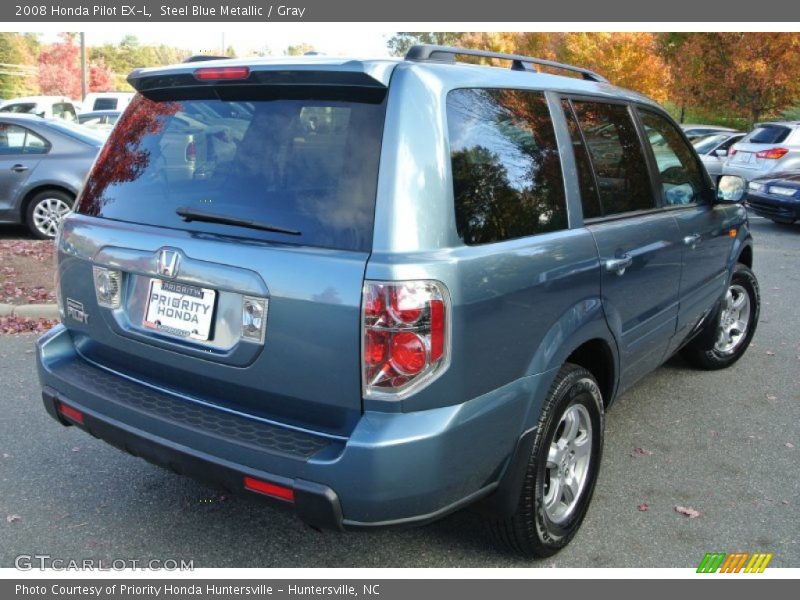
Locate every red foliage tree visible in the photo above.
<box><xmin>37</xmin><ymin>33</ymin><xmax>81</xmax><ymax>99</ymax></box>
<box><xmin>88</xmin><ymin>59</ymin><xmax>112</xmax><ymax>92</ymax></box>
<box><xmin>79</xmin><ymin>94</ymin><xmax>180</xmax><ymax>215</ymax></box>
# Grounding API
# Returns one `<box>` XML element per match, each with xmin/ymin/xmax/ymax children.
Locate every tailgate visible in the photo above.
<box><xmin>58</xmin><ymin>216</ymin><xmax>367</xmax><ymax>437</ymax></box>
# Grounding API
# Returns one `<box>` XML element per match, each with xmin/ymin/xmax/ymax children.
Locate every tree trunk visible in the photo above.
<box><xmin>679</xmin><ymin>103</ymin><xmax>686</xmax><ymax>124</ymax></box>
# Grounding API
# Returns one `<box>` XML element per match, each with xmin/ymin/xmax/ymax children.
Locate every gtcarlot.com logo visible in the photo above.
<box><xmin>14</xmin><ymin>554</ymin><xmax>194</xmax><ymax>571</ymax></box>
<box><xmin>697</xmin><ymin>552</ymin><xmax>773</xmax><ymax>573</ymax></box>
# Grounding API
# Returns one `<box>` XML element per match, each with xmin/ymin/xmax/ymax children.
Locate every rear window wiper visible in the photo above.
<box><xmin>175</xmin><ymin>207</ymin><xmax>301</xmax><ymax>236</ymax></box>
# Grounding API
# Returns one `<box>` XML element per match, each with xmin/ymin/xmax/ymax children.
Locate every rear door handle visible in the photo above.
<box><xmin>683</xmin><ymin>233</ymin><xmax>702</xmax><ymax>248</ymax></box>
<box><xmin>11</xmin><ymin>164</ymin><xmax>28</xmax><ymax>173</ymax></box>
<box><xmin>604</xmin><ymin>254</ymin><xmax>633</xmax><ymax>276</ymax></box>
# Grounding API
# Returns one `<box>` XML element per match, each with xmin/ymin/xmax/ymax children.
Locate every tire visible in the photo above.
<box><xmin>487</xmin><ymin>364</ymin><xmax>604</xmax><ymax>557</ymax></box>
<box><xmin>680</xmin><ymin>263</ymin><xmax>760</xmax><ymax>370</ymax></box>
<box><xmin>25</xmin><ymin>189</ymin><xmax>74</xmax><ymax>240</ymax></box>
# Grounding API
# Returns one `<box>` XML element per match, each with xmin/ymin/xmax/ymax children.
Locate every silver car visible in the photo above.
<box><xmin>723</xmin><ymin>121</ymin><xmax>800</xmax><ymax>182</ymax></box>
<box><xmin>692</xmin><ymin>132</ymin><xmax>744</xmax><ymax>183</ymax></box>
<box><xmin>0</xmin><ymin>113</ymin><xmax>104</xmax><ymax>238</ymax></box>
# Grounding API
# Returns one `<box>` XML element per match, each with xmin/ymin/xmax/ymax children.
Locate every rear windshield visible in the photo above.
<box><xmin>77</xmin><ymin>89</ymin><xmax>387</xmax><ymax>252</ymax></box>
<box><xmin>744</xmin><ymin>125</ymin><xmax>792</xmax><ymax>144</ymax></box>
<box><xmin>93</xmin><ymin>98</ymin><xmax>118</xmax><ymax>110</ymax></box>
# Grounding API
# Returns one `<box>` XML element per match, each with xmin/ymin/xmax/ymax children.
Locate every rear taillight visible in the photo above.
<box><xmin>362</xmin><ymin>281</ymin><xmax>450</xmax><ymax>399</ymax></box>
<box><xmin>185</xmin><ymin>139</ymin><xmax>197</xmax><ymax>162</ymax></box>
<box><xmin>755</xmin><ymin>147</ymin><xmax>789</xmax><ymax>160</ymax></box>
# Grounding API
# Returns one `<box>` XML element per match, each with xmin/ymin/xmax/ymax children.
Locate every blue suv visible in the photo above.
<box><xmin>36</xmin><ymin>46</ymin><xmax>759</xmax><ymax>557</ymax></box>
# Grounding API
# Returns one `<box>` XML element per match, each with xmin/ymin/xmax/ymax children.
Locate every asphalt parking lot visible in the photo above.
<box><xmin>0</xmin><ymin>216</ymin><xmax>798</xmax><ymax>569</ymax></box>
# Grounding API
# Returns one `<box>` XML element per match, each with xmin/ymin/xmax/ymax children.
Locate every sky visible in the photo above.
<box><xmin>31</xmin><ymin>25</ymin><xmax>397</xmax><ymax>57</ymax></box>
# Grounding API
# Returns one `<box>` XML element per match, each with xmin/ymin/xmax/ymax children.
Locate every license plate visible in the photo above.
<box><xmin>736</xmin><ymin>152</ymin><xmax>753</xmax><ymax>164</ymax></box>
<box><xmin>143</xmin><ymin>279</ymin><xmax>216</xmax><ymax>341</ymax></box>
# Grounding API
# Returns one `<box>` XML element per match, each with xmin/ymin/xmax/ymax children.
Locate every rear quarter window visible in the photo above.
<box><xmin>446</xmin><ymin>88</ymin><xmax>567</xmax><ymax>245</ymax></box>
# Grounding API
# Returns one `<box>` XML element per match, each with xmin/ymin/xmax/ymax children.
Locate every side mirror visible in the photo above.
<box><xmin>716</xmin><ymin>175</ymin><xmax>746</xmax><ymax>203</ymax></box>
<box><xmin>714</xmin><ymin>148</ymin><xmax>728</xmax><ymax>157</ymax></box>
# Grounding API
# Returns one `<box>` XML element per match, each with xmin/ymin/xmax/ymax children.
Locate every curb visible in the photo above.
<box><xmin>0</xmin><ymin>303</ymin><xmax>59</xmax><ymax>319</ymax></box>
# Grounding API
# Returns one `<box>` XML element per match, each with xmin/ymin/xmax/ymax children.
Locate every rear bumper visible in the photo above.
<box><xmin>746</xmin><ymin>192</ymin><xmax>800</xmax><ymax>221</ymax></box>
<box><xmin>37</xmin><ymin>325</ymin><xmax>538</xmax><ymax>530</ymax></box>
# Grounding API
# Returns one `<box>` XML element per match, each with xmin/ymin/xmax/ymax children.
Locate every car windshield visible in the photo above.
<box><xmin>745</xmin><ymin>125</ymin><xmax>792</xmax><ymax>144</ymax></box>
<box><xmin>0</xmin><ymin>103</ymin><xmax>37</xmax><ymax>114</ymax></box>
<box><xmin>76</xmin><ymin>88</ymin><xmax>387</xmax><ymax>252</ymax></box>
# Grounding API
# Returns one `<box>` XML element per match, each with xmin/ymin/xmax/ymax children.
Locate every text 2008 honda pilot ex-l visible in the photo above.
<box><xmin>37</xmin><ymin>46</ymin><xmax>759</xmax><ymax>557</ymax></box>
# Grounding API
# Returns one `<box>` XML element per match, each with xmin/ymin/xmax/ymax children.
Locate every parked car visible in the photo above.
<box><xmin>77</xmin><ymin>110</ymin><xmax>121</xmax><ymax>133</ymax></box>
<box><xmin>81</xmin><ymin>92</ymin><xmax>134</xmax><ymax>112</ymax></box>
<box><xmin>36</xmin><ymin>47</ymin><xmax>758</xmax><ymax>557</ymax></box>
<box><xmin>681</xmin><ymin>124</ymin><xmax>739</xmax><ymax>141</ymax></box>
<box><xmin>0</xmin><ymin>96</ymin><xmax>80</xmax><ymax>122</ymax></box>
<box><xmin>692</xmin><ymin>132</ymin><xmax>745</xmax><ymax>183</ymax></box>
<box><xmin>746</xmin><ymin>172</ymin><xmax>800</xmax><ymax>224</ymax></box>
<box><xmin>723</xmin><ymin>121</ymin><xmax>800</xmax><ymax>182</ymax></box>
<box><xmin>0</xmin><ymin>113</ymin><xmax>104</xmax><ymax>238</ymax></box>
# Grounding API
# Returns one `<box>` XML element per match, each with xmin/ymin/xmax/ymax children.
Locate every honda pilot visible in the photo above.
<box><xmin>37</xmin><ymin>46</ymin><xmax>759</xmax><ymax>557</ymax></box>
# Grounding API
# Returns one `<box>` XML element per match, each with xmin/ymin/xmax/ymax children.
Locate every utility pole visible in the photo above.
<box><xmin>80</xmin><ymin>32</ymin><xmax>87</xmax><ymax>101</ymax></box>
<box><xmin>221</xmin><ymin>32</ymin><xmax>225</xmax><ymax>55</ymax></box>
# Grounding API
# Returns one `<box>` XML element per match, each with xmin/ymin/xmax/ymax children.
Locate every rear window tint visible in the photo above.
<box><xmin>745</xmin><ymin>125</ymin><xmax>792</xmax><ymax>144</ymax></box>
<box><xmin>77</xmin><ymin>90</ymin><xmax>387</xmax><ymax>252</ymax></box>
<box><xmin>93</xmin><ymin>98</ymin><xmax>118</xmax><ymax>110</ymax></box>
<box><xmin>446</xmin><ymin>88</ymin><xmax>567</xmax><ymax>245</ymax></box>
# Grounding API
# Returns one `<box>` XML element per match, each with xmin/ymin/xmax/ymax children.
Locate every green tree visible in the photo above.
<box><xmin>285</xmin><ymin>43</ymin><xmax>315</xmax><ymax>56</ymax></box>
<box><xmin>0</xmin><ymin>32</ymin><xmax>39</xmax><ymax>97</ymax></box>
<box><xmin>386</xmin><ymin>32</ymin><xmax>464</xmax><ymax>57</ymax></box>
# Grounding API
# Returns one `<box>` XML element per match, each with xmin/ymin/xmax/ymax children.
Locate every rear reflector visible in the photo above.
<box><xmin>57</xmin><ymin>402</ymin><xmax>84</xmax><ymax>425</ymax></box>
<box><xmin>243</xmin><ymin>476</ymin><xmax>295</xmax><ymax>502</ymax></box>
<box><xmin>194</xmin><ymin>66</ymin><xmax>250</xmax><ymax>81</ymax></box>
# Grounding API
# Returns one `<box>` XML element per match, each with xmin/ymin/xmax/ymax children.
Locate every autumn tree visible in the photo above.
<box><xmin>88</xmin><ymin>59</ymin><xmax>112</xmax><ymax>92</ymax></box>
<box><xmin>0</xmin><ymin>33</ymin><xmax>39</xmax><ymax>97</ymax></box>
<box><xmin>558</xmin><ymin>33</ymin><xmax>671</xmax><ymax>102</ymax></box>
<box><xmin>38</xmin><ymin>33</ymin><xmax>81</xmax><ymax>99</ymax></box>
<box><xmin>676</xmin><ymin>33</ymin><xmax>800</xmax><ymax>126</ymax></box>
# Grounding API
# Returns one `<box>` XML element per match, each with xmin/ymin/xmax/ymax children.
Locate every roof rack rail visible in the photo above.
<box><xmin>183</xmin><ymin>55</ymin><xmax>231</xmax><ymax>63</ymax></box>
<box><xmin>404</xmin><ymin>45</ymin><xmax>608</xmax><ymax>83</ymax></box>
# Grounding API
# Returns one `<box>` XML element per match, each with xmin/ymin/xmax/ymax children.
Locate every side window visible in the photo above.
<box><xmin>571</xmin><ymin>100</ymin><xmax>655</xmax><ymax>216</ymax></box>
<box><xmin>24</xmin><ymin>129</ymin><xmax>49</xmax><ymax>154</ymax></box>
<box><xmin>447</xmin><ymin>88</ymin><xmax>567</xmax><ymax>245</ymax></box>
<box><xmin>0</xmin><ymin>124</ymin><xmax>46</xmax><ymax>154</ymax></box>
<box><xmin>639</xmin><ymin>110</ymin><xmax>706</xmax><ymax>206</ymax></box>
<box><xmin>561</xmin><ymin>99</ymin><xmax>602</xmax><ymax>219</ymax></box>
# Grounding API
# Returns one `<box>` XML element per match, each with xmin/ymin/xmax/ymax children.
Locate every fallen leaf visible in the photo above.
<box><xmin>1</xmin><ymin>453</ymin><xmax>9</xmax><ymax>459</ymax></box>
<box><xmin>637</xmin><ymin>503</ymin><xmax>649</xmax><ymax>512</ymax></box>
<box><xmin>6</xmin><ymin>514</ymin><xmax>21</xmax><ymax>523</ymax></box>
<box><xmin>786</xmin><ymin>442</ymin><xmax>795</xmax><ymax>449</ymax></box>
<box><xmin>766</xmin><ymin>394</ymin><xmax>777</xmax><ymax>401</ymax></box>
<box><xmin>632</xmin><ymin>447</ymin><xmax>654</xmax><ymax>456</ymax></box>
<box><xmin>782</xmin><ymin>500</ymin><xmax>789</xmax><ymax>505</ymax></box>
<box><xmin>71</xmin><ymin>447</ymin><xmax>80</xmax><ymax>452</ymax></box>
<box><xmin>675</xmin><ymin>505</ymin><xmax>700</xmax><ymax>519</ymax></box>
<box><xmin>765</xmin><ymin>351</ymin><xmax>775</xmax><ymax>356</ymax></box>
